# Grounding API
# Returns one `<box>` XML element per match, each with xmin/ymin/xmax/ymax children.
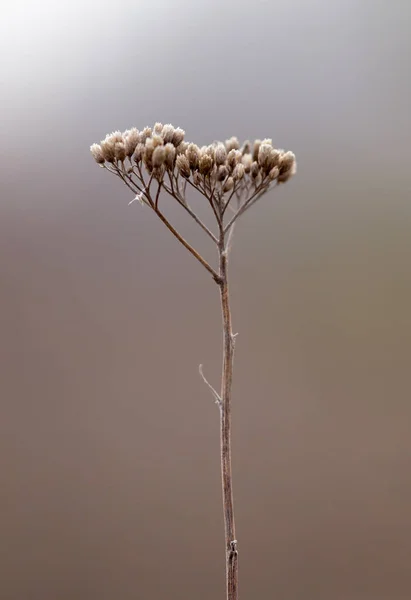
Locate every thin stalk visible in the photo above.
<box><xmin>217</xmin><ymin>227</ymin><xmax>238</xmax><ymax>600</ymax></box>
<box><xmin>154</xmin><ymin>207</ymin><xmax>221</xmax><ymax>283</ymax></box>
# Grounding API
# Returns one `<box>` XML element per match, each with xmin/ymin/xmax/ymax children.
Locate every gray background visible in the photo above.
<box><xmin>1</xmin><ymin>1</ymin><xmax>411</xmax><ymax>599</ymax></box>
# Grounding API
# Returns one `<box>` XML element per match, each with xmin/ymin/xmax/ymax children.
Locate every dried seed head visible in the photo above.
<box><xmin>176</xmin><ymin>141</ymin><xmax>189</xmax><ymax>155</ymax></box>
<box><xmin>153</xmin><ymin>122</ymin><xmax>164</xmax><ymax>134</ymax></box>
<box><xmin>217</xmin><ymin>165</ymin><xmax>228</xmax><ymax>181</ymax></box>
<box><xmin>227</xmin><ymin>149</ymin><xmax>241</xmax><ymax>171</ymax></box>
<box><xmin>139</xmin><ymin>127</ymin><xmax>152</xmax><ymax>143</ymax></box>
<box><xmin>279</xmin><ymin>150</ymin><xmax>295</xmax><ymax>170</ymax></box>
<box><xmin>214</xmin><ymin>143</ymin><xmax>227</xmax><ymax>166</ymax></box>
<box><xmin>250</xmin><ymin>161</ymin><xmax>260</xmax><ymax>179</ymax></box>
<box><xmin>164</xmin><ymin>143</ymin><xmax>176</xmax><ymax>168</ymax></box>
<box><xmin>261</xmin><ymin>138</ymin><xmax>272</xmax><ymax>146</ymax></box>
<box><xmin>172</xmin><ymin>127</ymin><xmax>185</xmax><ymax>147</ymax></box>
<box><xmin>241</xmin><ymin>154</ymin><xmax>252</xmax><ymax>173</ymax></box>
<box><xmin>133</xmin><ymin>143</ymin><xmax>145</xmax><ymax>163</ymax></box>
<box><xmin>252</xmin><ymin>139</ymin><xmax>261</xmax><ymax>162</ymax></box>
<box><xmin>186</xmin><ymin>143</ymin><xmax>200</xmax><ymax>169</ymax></box>
<box><xmin>241</xmin><ymin>140</ymin><xmax>251</xmax><ymax>155</ymax></box>
<box><xmin>143</xmin><ymin>138</ymin><xmax>154</xmax><ymax>171</ymax></box>
<box><xmin>193</xmin><ymin>171</ymin><xmax>202</xmax><ymax>186</ymax></box>
<box><xmin>100</xmin><ymin>138</ymin><xmax>116</xmax><ymax>163</ymax></box>
<box><xmin>152</xmin><ymin>145</ymin><xmax>166</xmax><ymax>167</ymax></box>
<box><xmin>199</xmin><ymin>153</ymin><xmax>213</xmax><ymax>176</ymax></box>
<box><xmin>277</xmin><ymin>166</ymin><xmax>296</xmax><ymax>183</ymax></box>
<box><xmin>90</xmin><ymin>143</ymin><xmax>105</xmax><ymax>164</ymax></box>
<box><xmin>225</xmin><ymin>136</ymin><xmax>240</xmax><ymax>151</ymax></box>
<box><xmin>115</xmin><ymin>142</ymin><xmax>126</xmax><ymax>162</ymax></box>
<box><xmin>268</xmin><ymin>166</ymin><xmax>279</xmax><ymax>181</ymax></box>
<box><xmin>176</xmin><ymin>154</ymin><xmax>191</xmax><ymax>178</ymax></box>
<box><xmin>222</xmin><ymin>177</ymin><xmax>234</xmax><ymax>193</ymax></box>
<box><xmin>152</xmin><ymin>134</ymin><xmax>164</xmax><ymax>148</ymax></box>
<box><xmin>267</xmin><ymin>149</ymin><xmax>281</xmax><ymax>171</ymax></box>
<box><xmin>232</xmin><ymin>163</ymin><xmax>245</xmax><ymax>181</ymax></box>
<box><xmin>161</xmin><ymin>124</ymin><xmax>175</xmax><ymax>144</ymax></box>
<box><xmin>205</xmin><ymin>145</ymin><xmax>215</xmax><ymax>159</ymax></box>
<box><xmin>124</xmin><ymin>128</ymin><xmax>139</xmax><ymax>157</ymax></box>
<box><xmin>109</xmin><ymin>131</ymin><xmax>123</xmax><ymax>143</ymax></box>
<box><xmin>277</xmin><ymin>151</ymin><xmax>296</xmax><ymax>183</ymax></box>
<box><xmin>257</xmin><ymin>143</ymin><xmax>272</xmax><ymax>169</ymax></box>
<box><xmin>153</xmin><ymin>164</ymin><xmax>166</xmax><ymax>181</ymax></box>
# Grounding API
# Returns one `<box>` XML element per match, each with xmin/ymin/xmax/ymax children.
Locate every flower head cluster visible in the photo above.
<box><xmin>92</xmin><ymin>122</ymin><xmax>295</xmax><ymax>187</ymax></box>
<box><xmin>90</xmin><ymin>123</ymin><xmax>296</xmax><ymax>279</ymax></box>
<box><xmin>91</xmin><ymin>123</ymin><xmax>296</xmax><ymax>245</ymax></box>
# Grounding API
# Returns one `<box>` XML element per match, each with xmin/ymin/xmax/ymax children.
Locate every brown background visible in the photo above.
<box><xmin>1</xmin><ymin>1</ymin><xmax>411</xmax><ymax>599</ymax></box>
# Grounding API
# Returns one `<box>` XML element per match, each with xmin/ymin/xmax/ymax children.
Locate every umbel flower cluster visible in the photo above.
<box><xmin>90</xmin><ymin>123</ymin><xmax>296</xmax><ymax>280</ymax></box>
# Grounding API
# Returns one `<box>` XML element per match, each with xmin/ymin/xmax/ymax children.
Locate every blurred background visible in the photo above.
<box><xmin>1</xmin><ymin>1</ymin><xmax>411</xmax><ymax>599</ymax></box>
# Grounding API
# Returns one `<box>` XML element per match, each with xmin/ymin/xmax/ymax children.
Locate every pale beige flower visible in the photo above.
<box><xmin>90</xmin><ymin>143</ymin><xmax>105</xmax><ymax>164</ymax></box>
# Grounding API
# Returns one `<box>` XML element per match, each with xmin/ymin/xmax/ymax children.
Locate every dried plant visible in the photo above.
<box><xmin>90</xmin><ymin>123</ymin><xmax>296</xmax><ymax>600</ymax></box>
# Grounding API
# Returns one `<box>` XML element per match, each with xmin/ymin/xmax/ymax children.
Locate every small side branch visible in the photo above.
<box><xmin>199</xmin><ymin>364</ymin><xmax>222</xmax><ymax>408</ymax></box>
<box><xmin>223</xmin><ymin>181</ymin><xmax>271</xmax><ymax>234</ymax></box>
<box><xmin>153</xmin><ymin>208</ymin><xmax>221</xmax><ymax>283</ymax></box>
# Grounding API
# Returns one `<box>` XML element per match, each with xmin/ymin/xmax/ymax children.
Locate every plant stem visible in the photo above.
<box><xmin>218</xmin><ymin>229</ymin><xmax>238</xmax><ymax>600</ymax></box>
<box><xmin>153</xmin><ymin>207</ymin><xmax>221</xmax><ymax>283</ymax></box>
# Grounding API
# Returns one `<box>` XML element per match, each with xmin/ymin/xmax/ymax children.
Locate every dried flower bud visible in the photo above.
<box><xmin>257</xmin><ymin>144</ymin><xmax>272</xmax><ymax>169</ymax></box>
<box><xmin>250</xmin><ymin>161</ymin><xmax>260</xmax><ymax>179</ymax></box>
<box><xmin>266</xmin><ymin>149</ymin><xmax>281</xmax><ymax>171</ymax></box>
<box><xmin>153</xmin><ymin>165</ymin><xmax>166</xmax><ymax>181</ymax></box>
<box><xmin>176</xmin><ymin>141</ymin><xmax>188</xmax><ymax>155</ymax></box>
<box><xmin>100</xmin><ymin>139</ymin><xmax>116</xmax><ymax>163</ymax></box>
<box><xmin>214</xmin><ymin>143</ymin><xmax>227</xmax><ymax>166</ymax></box>
<box><xmin>152</xmin><ymin>145</ymin><xmax>166</xmax><ymax>167</ymax></box>
<box><xmin>90</xmin><ymin>143</ymin><xmax>105</xmax><ymax>164</ymax></box>
<box><xmin>279</xmin><ymin>151</ymin><xmax>295</xmax><ymax>170</ymax></box>
<box><xmin>139</xmin><ymin>127</ymin><xmax>152</xmax><ymax>143</ymax></box>
<box><xmin>227</xmin><ymin>149</ymin><xmax>241</xmax><ymax>171</ymax></box>
<box><xmin>232</xmin><ymin>163</ymin><xmax>245</xmax><ymax>180</ymax></box>
<box><xmin>161</xmin><ymin>124</ymin><xmax>175</xmax><ymax>144</ymax></box>
<box><xmin>277</xmin><ymin>152</ymin><xmax>296</xmax><ymax>183</ymax></box>
<box><xmin>268</xmin><ymin>166</ymin><xmax>279</xmax><ymax>181</ymax></box>
<box><xmin>110</xmin><ymin>131</ymin><xmax>123</xmax><ymax>143</ymax></box>
<box><xmin>277</xmin><ymin>167</ymin><xmax>296</xmax><ymax>183</ymax></box>
<box><xmin>252</xmin><ymin>139</ymin><xmax>261</xmax><ymax>162</ymax></box>
<box><xmin>225</xmin><ymin>136</ymin><xmax>240</xmax><ymax>151</ymax></box>
<box><xmin>199</xmin><ymin>153</ymin><xmax>213</xmax><ymax>176</ymax></box>
<box><xmin>133</xmin><ymin>143</ymin><xmax>145</xmax><ymax>163</ymax></box>
<box><xmin>217</xmin><ymin>165</ymin><xmax>228</xmax><ymax>181</ymax></box>
<box><xmin>261</xmin><ymin>138</ymin><xmax>272</xmax><ymax>146</ymax></box>
<box><xmin>143</xmin><ymin>138</ymin><xmax>154</xmax><ymax>171</ymax></box>
<box><xmin>115</xmin><ymin>142</ymin><xmax>126</xmax><ymax>162</ymax></box>
<box><xmin>164</xmin><ymin>143</ymin><xmax>176</xmax><ymax>168</ymax></box>
<box><xmin>205</xmin><ymin>145</ymin><xmax>215</xmax><ymax>159</ymax></box>
<box><xmin>124</xmin><ymin>128</ymin><xmax>139</xmax><ymax>157</ymax></box>
<box><xmin>176</xmin><ymin>154</ymin><xmax>191</xmax><ymax>178</ymax></box>
<box><xmin>172</xmin><ymin>127</ymin><xmax>185</xmax><ymax>147</ymax></box>
<box><xmin>222</xmin><ymin>177</ymin><xmax>234</xmax><ymax>193</ymax></box>
<box><xmin>153</xmin><ymin>122</ymin><xmax>164</xmax><ymax>134</ymax></box>
<box><xmin>242</xmin><ymin>154</ymin><xmax>252</xmax><ymax>173</ymax></box>
<box><xmin>186</xmin><ymin>143</ymin><xmax>200</xmax><ymax>169</ymax></box>
<box><xmin>152</xmin><ymin>134</ymin><xmax>164</xmax><ymax>148</ymax></box>
<box><xmin>240</xmin><ymin>140</ymin><xmax>251</xmax><ymax>155</ymax></box>
<box><xmin>193</xmin><ymin>171</ymin><xmax>202</xmax><ymax>186</ymax></box>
